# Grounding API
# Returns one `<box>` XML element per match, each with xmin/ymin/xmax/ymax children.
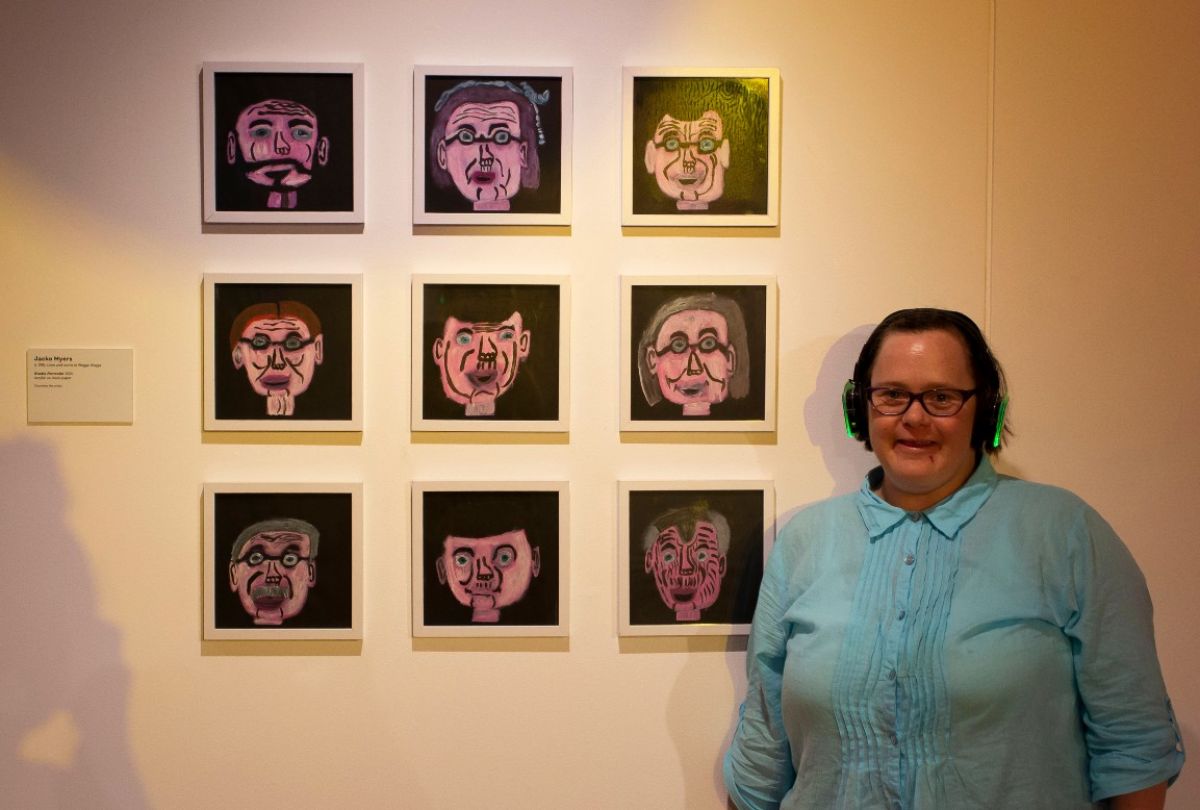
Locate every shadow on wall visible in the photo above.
<box><xmin>664</xmin><ymin>638</ymin><xmax>747</xmax><ymax>809</ymax></box>
<box><xmin>803</xmin><ymin>325</ymin><xmax>879</xmax><ymax>497</ymax></box>
<box><xmin>0</xmin><ymin>438</ymin><xmax>147</xmax><ymax>809</ymax></box>
<box><xmin>711</xmin><ymin>326</ymin><xmax>880</xmax><ymax>806</ymax></box>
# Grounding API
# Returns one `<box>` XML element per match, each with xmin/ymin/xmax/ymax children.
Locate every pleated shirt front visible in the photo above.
<box><xmin>724</xmin><ymin>458</ymin><xmax>1184</xmax><ymax>810</ymax></box>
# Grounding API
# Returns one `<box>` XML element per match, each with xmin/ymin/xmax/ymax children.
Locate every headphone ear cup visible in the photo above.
<box><xmin>842</xmin><ymin>380</ymin><xmax>864</xmax><ymax>440</ymax></box>
<box><xmin>989</xmin><ymin>395</ymin><xmax>1009</xmax><ymax>449</ymax></box>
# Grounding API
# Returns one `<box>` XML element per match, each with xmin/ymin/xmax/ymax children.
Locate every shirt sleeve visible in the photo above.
<box><xmin>724</xmin><ymin>532</ymin><xmax>798</xmax><ymax>810</ymax></box>
<box><xmin>1063</xmin><ymin>506</ymin><xmax>1185</xmax><ymax>800</ymax></box>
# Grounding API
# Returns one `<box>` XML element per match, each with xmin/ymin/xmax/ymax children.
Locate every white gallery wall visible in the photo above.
<box><xmin>1</xmin><ymin>1</ymin><xmax>1196</xmax><ymax>807</ymax></box>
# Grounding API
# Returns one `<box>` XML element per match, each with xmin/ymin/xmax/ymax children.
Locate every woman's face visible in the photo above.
<box><xmin>867</xmin><ymin>329</ymin><xmax>979</xmax><ymax>511</ymax></box>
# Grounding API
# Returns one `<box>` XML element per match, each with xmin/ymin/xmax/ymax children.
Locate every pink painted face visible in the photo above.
<box><xmin>227</xmin><ymin>99</ymin><xmax>330</xmax><ymax>191</ymax></box>
<box><xmin>644</xmin><ymin>519</ymin><xmax>727</xmax><ymax>622</ymax></box>
<box><xmin>436</xmin><ymin>530</ymin><xmax>540</xmax><ymax>623</ymax></box>
<box><xmin>232</xmin><ymin>316</ymin><xmax>324</xmax><ymax>417</ymax></box>
<box><xmin>646</xmin><ymin>309</ymin><xmax>735</xmax><ymax>416</ymax></box>
<box><xmin>228</xmin><ymin>530</ymin><xmax>316</xmax><ymax>626</ymax></box>
<box><xmin>432</xmin><ymin>312</ymin><xmax>530</xmax><ymax>416</ymax></box>
<box><xmin>643</xmin><ymin>110</ymin><xmax>730</xmax><ymax>210</ymax></box>
<box><xmin>436</xmin><ymin>100</ymin><xmax>528</xmax><ymax>211</ymax></box>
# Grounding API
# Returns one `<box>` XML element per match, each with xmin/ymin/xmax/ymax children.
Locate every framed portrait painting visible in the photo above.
<box><xmin>202</xmin><ymin>62</ymin><xmax>364</xmax><ymax>224</ymax></box>
<box><xmin>413</xmin><ymin>66</ymin><xmax>572</xmax><ymax>226</ymax></box>
<box><xmin>204</xmin><ymin>273</ymin><xmax>363</xmax><ymax>431</ymax></box>
<box><xmin>411</xmin><ymin>275</ymin><xmax>568</xmax><ymax>432</ymax></box>
<box><xmin>203</xmin><ymin>482</ymin><xmax>362</xmax><ymax>640</ymax></box>
<box><xmin>622</xmin><ymin>67</ymin><xmax>780</xmax><ymax>227</ymax></box>
<box><xmin>412</xmin><ymin>481</ymin><xmax>569</xmax><ymax>638</ymax></box>
<box><xmin>619</xmin><ymin>481</ymin><xmax>773</xmax><ymax>637</ymax></box>
<box><xmin>620</xmin><ymin>276</ymin><xmax>777</xmax><ymax>432</ymax></box>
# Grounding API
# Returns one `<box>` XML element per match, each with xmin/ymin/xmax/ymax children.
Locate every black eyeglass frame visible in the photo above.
<box><xmin>238</xmin><ymin>334</ymin><xmax>317</xmax><ymax>353</ymax></box>
<box><xmin>442</xmin><ymin>129</ymin><xmax>523</xmax><ymax>147</ymax></box>
<box><xmin>865</xmin><ymin>387</ymin><xmax>978</xmax><ymax>417</ymax></box>
<box><xmin>233</xmin><ymin>550</ymin><xmax>311</xmax><ymax>568</ymax></box>
<box><xmin>654</xmin><ymin>333</ymin><xmax>730</xmax><ymax>356</ymax></box>
<box><xmin>652</xmin><ymin>136</ymin><xmax>720</xmax><ymax>155</ymax></box>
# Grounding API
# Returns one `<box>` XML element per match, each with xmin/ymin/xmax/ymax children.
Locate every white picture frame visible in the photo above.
<box><xmin>411</xmin><ymin>274</ymin><xmax>569</xmax><ymax>432</ymax></box>
<box><xmin>412</xmin><ymin>481</ymin><xmax>569</xmax><ymax>638</ymax></box>
<box><xmin>618</xmin><ymin>480</ymin><xmax>774</xmax><ymax>637</ymax></box>
<box><xmin>620</xmin><ymin>275</ymin><xmax>777</xmax><ymax>432</ymax></box>
<box><xmin>622</xmin><ymin>67</ymin><xmax>780</xmax><ymax>227</ymax></box>
<box><xmin>413</xmin><ymin>66</ymin><xmax>572</xmax><ymax>226</ymax></box>
<box><xmin>204</xmin><ymin>482</ymin><xmax>363</xmax><ymax>640</ymax></box>
<box><xmin>204</xmin><ymin>273</ymin><xmax>363</xmax><ymax>431</ymax></box>
<box><xmin>202</xmin><ymin>61</ymin><xmax>364</xmax><ymax>225</ymax></box>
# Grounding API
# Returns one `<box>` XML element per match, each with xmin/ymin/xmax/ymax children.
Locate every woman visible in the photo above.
<box><xmin>725</xmin><ymin>309</ymin><xmax>1184</xmax><ymax>809</ymax></box>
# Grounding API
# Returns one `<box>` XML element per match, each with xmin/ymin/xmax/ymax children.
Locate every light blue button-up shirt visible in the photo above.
<box><xmin>725</xmin><ymin>457</ymin><xmax>1184</xmax><ymax>809</ymax></box>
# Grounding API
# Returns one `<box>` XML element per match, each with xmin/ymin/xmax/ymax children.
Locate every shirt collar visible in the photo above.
<box><xmin>856</xmin><ymin>454</ymin><xmax>999</xmax><ymax>541</ymax></box>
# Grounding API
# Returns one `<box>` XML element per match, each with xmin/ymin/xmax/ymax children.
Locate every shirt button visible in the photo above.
<box><xmin>890</xmin><ymin>733</ymin><xmax>899</xmax><ymax>746</ymax></box>
<box><xmin>908</xmin><ymin>512</ymin><xmax>920</xmax><ymax>522</ymax></box>
<box><xmin>897</xmin><ymin>609</ymin><xmax>906</xmax><ymax>620</ymax></box>
<box><xmin>903</xmin><ymin>553</ymin><xmax>915</xmax><ymax>565</ymax></box>
<box><xmin>887</xmin><ymin>669</ymin><xmax>897</xmax><ymax>681</ymax></box>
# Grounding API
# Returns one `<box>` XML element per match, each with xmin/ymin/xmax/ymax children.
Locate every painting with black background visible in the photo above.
<box><xmin>213</xmin><ymin>71</ymin><xmax>355</xmax><ymax>213</ymax></box>
<box><xmin>422</xmin><ymin>490</ymin><xmax>560</xmax><ymax>627</ymax></box>
<box><xmin>629</xmin><ymin>283</ymin><xmax>767</xmax><ymax>422</ymax></box>
<box><xmin>213</xmin><ymin>491</ymin><xmax>354</xmax><ymax>630</ymax></box>
<box><xmin>213</xmin><ymin>281</ymin><xmax>353</xmax><ymax>421</ymax></box>
<box><xmin>421</xmin><ymin>283</ymin><xmax>561</xmax><ymax>422</ymax></box>
<box><xmin>627</xmin><ymin>488</ymin><xmax>763</xmax><ymax>626</ymax></box>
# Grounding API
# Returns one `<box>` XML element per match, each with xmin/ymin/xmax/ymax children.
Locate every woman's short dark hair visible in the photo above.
<box><xmin>851</xmin><ymin>308</ymin><xmax>1009</xmax><ymax>454</ymax></box>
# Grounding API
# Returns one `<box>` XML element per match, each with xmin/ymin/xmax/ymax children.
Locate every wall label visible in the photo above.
<box><xmin>27</xmin><ymin>348</ymin><xmax>135</xmax><ymax>424</ymax></box>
